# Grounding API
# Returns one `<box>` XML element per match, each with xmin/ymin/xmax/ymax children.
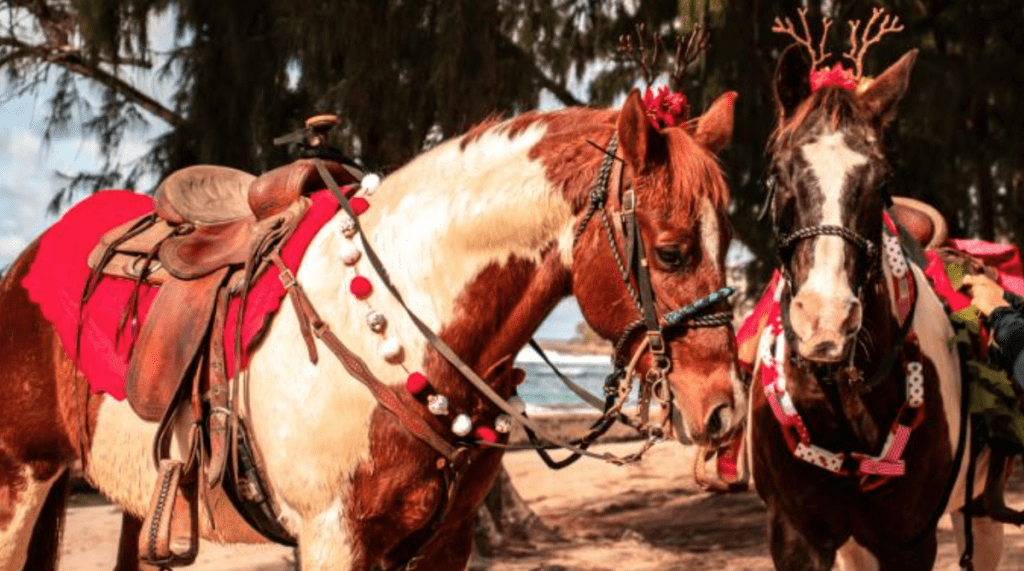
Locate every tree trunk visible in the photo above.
<box><xmin>473</xmin><ymin>467</ymin><xmax>560</xmax><ymax>557</ymax></box>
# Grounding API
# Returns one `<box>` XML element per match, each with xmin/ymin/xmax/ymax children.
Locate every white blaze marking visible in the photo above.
<box><xmin>799</xmin><ymin>131</ymin><xmax>868</xmax><ymax>301</ymax></box>
<box><xmin>700</xmin><ymin>198</ymin><xmax>720</xmax><ymax>269</ymax></box>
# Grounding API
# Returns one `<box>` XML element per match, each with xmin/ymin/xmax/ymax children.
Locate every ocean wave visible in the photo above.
<box><xmin>514</xmin><ymin>345</ymin><xmax>612</xmax><ymax>365</ymax></box>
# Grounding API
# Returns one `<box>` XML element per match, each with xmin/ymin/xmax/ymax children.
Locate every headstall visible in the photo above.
<box><xmin>759</xmin><ymin>213</ymin><xmax>926</xmax><ymax>488</ymax></box>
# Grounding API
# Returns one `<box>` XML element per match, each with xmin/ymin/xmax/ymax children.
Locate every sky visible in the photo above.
<box><xmin>0</xmin><ymin>14</ymin><xmax>749</xmax><ymax>340</ymax></box>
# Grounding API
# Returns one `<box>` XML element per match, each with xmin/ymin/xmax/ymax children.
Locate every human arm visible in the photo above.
<box><xmin>963</xmin><ymin>273</ymin><xmax>1024</xmax><ymax>385</ymax></box>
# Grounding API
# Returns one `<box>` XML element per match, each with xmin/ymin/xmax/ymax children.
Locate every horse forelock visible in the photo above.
<box><xmin>661</xmin><ymin>131</ymin><xmax>730</xmax><ymax>219</ymax></box>
<box><xmin>770</xmin><ymin>88</ymin><xmax>876</xmax><ymax>155</ymax></box>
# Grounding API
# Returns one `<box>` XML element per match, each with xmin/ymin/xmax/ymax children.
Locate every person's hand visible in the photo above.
<box><xmin>962</xmin><ymin>273</ymin><xmax>1010</xmax><ymax>316</ymax></box>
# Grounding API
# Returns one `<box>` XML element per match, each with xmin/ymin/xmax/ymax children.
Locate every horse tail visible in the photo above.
<box><xmin>23</xmin><ymin>470</ymin><xmax>70</xmax><ymax>571</ymax></box>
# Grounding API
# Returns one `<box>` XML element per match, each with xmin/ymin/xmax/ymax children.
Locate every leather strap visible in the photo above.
<box><xmin>269</xmin><ymin>252</ymin><xmax>463</xmax><ymax>464</ymax></box>
<box><xmin>312</xmin><ymin>159</ymin><xmax>651</xmax><ymax>466</ymax></box>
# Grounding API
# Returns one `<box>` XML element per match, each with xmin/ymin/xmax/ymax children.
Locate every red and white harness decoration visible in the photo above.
<box><xmin>759</xmin><ymin>214</ymin><xmax>926</xmax><ymax>482</ymax></box>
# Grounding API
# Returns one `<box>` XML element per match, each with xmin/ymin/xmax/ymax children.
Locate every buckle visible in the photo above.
<box><xmin>647</xmin><ymin>331</ymin><xmax>666</xmax><ymax>355</ymax></box>
<box><xmin>277</xmin><ymin>268</ymin><xmax>298</xmax><ymax>289</ymax></box>
<box><xmin>622</xmin><ymin>190</ymin><xmax>635</xmax><ymax>215</ymax></box>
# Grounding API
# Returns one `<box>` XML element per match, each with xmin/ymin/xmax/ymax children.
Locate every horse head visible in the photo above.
<box><xmin>570</xmin><ymin>88</ymin><xmax>743</xmax><ymax>445</ymax></box>
<box><xmin>768</xmin><ymin>45</ymin><xmax>917</xmax><ymax>363</ymax></box>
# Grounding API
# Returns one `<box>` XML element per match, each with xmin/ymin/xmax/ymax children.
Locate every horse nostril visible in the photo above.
<box><xmin>705</xmin><ymin>403</ymin><xmax>732</xmax><ymax>441</ymax></box>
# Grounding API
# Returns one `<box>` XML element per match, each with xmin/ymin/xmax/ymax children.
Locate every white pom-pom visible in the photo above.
<box><xmin>361</xmin><ymin>173</ymin><xmax>381</xmax><ymax>193</ymax></box>
<box><xmin>451</xmin><ymin>414</ymin><xmax>473</xmax><ymax>437</ymax></box>
<box><xmin>366</xmin><ymin>311</ymin><xmax>387</xmax><ymax>333</ymax></box>
<box><xmin>339</xmin><ymin>240</ymin><xmax>362</xmax><ymax>266</ymax></box>
<box><xmin>380</xmin><ymin>337</ymin><xmax>403</xmax><ymax>362</ymax></box>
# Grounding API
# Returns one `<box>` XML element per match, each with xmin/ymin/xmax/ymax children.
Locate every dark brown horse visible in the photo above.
<box><xmin>0</xmin><ymin>89</ymin><xmax>745</xmax><ymax>571</ymax></box>
<box><xmin>748</xmin><ymin>44</ymin><xmax>1006</xmax><ymax>571</ymax></box>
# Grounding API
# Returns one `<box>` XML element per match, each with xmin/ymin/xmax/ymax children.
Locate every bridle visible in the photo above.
<box><xmin>573</xmin><ymin>133</ymin><xmax>734</xmax><ymax>413</ymax></box>
<box><xmin>763</xmin><ymin>168</ymin><xmax>914</xmax><ymax>390</ymax></box>
<box><xmin>765</xmin><ymin>176</ymin><xmax>882</xmax><ymax>290</ymax></box>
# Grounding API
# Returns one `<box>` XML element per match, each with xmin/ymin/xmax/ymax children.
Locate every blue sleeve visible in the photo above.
<box><xmin>987</xmin><ymin>291</ymin><xmax>1024</xmax><ymax>388</ymax></box>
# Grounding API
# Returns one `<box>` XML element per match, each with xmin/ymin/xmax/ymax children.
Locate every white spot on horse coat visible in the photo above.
<box><xmin>243</xmin><ymin>121</ymin><xmax>572</xmax><ymax>561</ymax></box>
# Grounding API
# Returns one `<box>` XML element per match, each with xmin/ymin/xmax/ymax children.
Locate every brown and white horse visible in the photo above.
<box><xmin>0</xmin><ymin>89</ymin><xmax>744</xmax><ymax>571</ymax></box>
<box><xmin>749</xmin><ymin>48</ymin><xmax>1005</xmax><ymax>570</ymax></box>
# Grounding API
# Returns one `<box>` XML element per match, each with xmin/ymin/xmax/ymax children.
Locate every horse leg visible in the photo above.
<box><xmin>294</xmin><ymin>504</ymin><xmax>358</xmax><ymax>571</ymax></box>
<box><xmin>0</xmin><ymin>462</ymin><xmax>67</xmax><ymax>571</ymax></box>
<box><xmin>767</xmin><ymin>506</ymin><xmax>836</xmax><ymax>571</ymax></box>
<box><xmin>404</xmin><ymin>516</ymin><xmax>475</xmax><ymax>571</ymax></box>
<box><xmin>835</xmin><ymin>538</ymin><xmax>879</xmax><ymax>571</ymax></box>
<box><xmin>869</xmin><ymin>535</ymin><xmax>937</xmax><ymax>571</ymax></box>
<box><xmin>951</xmin><ymin>511</ymin><xmax>1004</xmax><ymax>571</ymax></box>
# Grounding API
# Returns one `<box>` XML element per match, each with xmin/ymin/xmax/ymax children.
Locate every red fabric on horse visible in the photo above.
<box><xmin>22</xmin><ymin>189</ymin><xmax>340</xmax><ymax>400</ymax></box>
<box><xmin>924</xmin><ymin>239</ymin><xmax>1024</xmax><ymax>314</ymax></box>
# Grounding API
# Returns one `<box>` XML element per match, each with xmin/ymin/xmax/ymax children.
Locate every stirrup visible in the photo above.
<box><xmin>139</xmin><ymin>459</ymin><xmax>200</xmax><ymax>567</ymax></box>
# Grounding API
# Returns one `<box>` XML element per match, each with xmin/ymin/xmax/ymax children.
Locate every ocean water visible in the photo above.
<box><xmin>513</xmin><ymin>345</ymin><xmax>617</xmax><ymax>412</ymax></box>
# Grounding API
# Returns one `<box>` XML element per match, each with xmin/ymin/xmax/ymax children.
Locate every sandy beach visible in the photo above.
<box><xmin>59</xmin><ymin>428</ymin><xmax>1024</xmax><ymax>571</ymax></box>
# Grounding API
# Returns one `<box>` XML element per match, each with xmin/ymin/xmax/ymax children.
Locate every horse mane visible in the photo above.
<box><xmin>459</xmin><ymin>106</ymin><xmax>729</xmax><ymax>219</ymax></box>
<box><xmin>770</xmin><ymin>87</ymin><xmax>872</xmax><ymax>153</ymax></box>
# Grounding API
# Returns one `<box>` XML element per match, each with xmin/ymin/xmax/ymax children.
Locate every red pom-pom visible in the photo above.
<box><xmin>350</xmin><ymin>197</ymin><xmax>370</xmax><ymax>216</ymax></box>
<box><xmin>475</xmin><ymin>426</ymin><xmax>499</xmax><ymax>444</ymax></box>
<box><xmin>406</xmin><ymin>372</ymin><xmax>429</xmax><ymax>395</ymax></box>
<box><xmin>350</xmin><ymin>276</ymin><xmax>373</xmax><ymax>299</ymax></box>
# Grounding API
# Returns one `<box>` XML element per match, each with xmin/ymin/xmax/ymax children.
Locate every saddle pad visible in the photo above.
<box><xmin>23</xmin><ymin>189</ymin><xmax>341</xmax><ymax>400</ymax></box>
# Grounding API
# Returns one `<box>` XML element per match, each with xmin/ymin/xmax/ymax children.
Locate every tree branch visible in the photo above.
<box><xmin>494</xmin><ymin>31</ymin><xmax>584</xmax><ymax>107</ymax></box>
<box><xmin>48</xmin><ymin>52</ymin><xmax>183</xmax><ymax>126</ymax></box>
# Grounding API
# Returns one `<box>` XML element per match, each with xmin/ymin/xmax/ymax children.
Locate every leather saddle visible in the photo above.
<box><xmin>890</xmin><ymin>196</ymin><xmax>949</xmax><ymax>251</ymax></box>
<box><xmin>84</xmin><ymin>155</ymin><xmax>358</xmax><ymax>566</ymax></box>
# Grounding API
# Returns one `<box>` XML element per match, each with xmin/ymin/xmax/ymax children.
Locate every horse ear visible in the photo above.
<box><xmin>617</xmin><ymin>88</ymin><xmax>666</xmax><ymax>172</ymax></box>
<box><xmin>773</xmin><ymin>44</ymin><xmax>812</xmax><ymax>122</ymax></box>
<box><xmin>856</xmin><ymin>49</ymin><xmax>918</xmax><ymax>128</ymax></box>
<box><xmin>693</xmin><ymin>92</ymin><xmax>737</xmax><ymax>153</ymax></box>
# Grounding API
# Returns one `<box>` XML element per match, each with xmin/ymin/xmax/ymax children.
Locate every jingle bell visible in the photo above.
<box><xmin>427</xmin><ymin>394</ymin><xmax>449</xmax><ymax>415</ymax></box>
<box><xmin>366</xmin><ymin>311</ymin><xmax>387</xmax><ymax>333</ymax></box>
<box><xmin>507</xmin><ymin>395</ymin><xmax>527</xmax><ymax>415</ymax></box>
<box><xmin>339</xmin><ymin>214</ymin><xmax>357</xmax><ymax>238</ymax></box>
<box><xmin>494</xmin><ymin>414</ymin><xmax>513</xmax><ymax>434</ymax></box>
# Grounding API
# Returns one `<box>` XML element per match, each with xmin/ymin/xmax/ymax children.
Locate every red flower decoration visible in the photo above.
<box><xmin>810</xmin><ymin>63</ymin><xmax>859</xmax><ymax>92</ymax></box>
<box><xmin>350</xmin><ymin>276</ymin><xmax>373</xmax><ymax>299</ymax></box>
<box><xmin>406</xmin><ymin>372</ymin><xmax>429</xmax><ymax>395</ymax></box>
<box><xmin>642</xmin><ymin>86</ymin><xmax>688</xmax><ymax>129</ymax></box>
<box><xmin>350</xmin><ymin>197</ymin><xmax>370</xmax><ymax>216</ymax></box>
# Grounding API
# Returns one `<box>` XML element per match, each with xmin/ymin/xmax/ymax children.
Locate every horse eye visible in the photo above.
<box><xmin>654</xmin><ymin>246</ymin><xmax>686</xmax><ymax>270</ymax></box>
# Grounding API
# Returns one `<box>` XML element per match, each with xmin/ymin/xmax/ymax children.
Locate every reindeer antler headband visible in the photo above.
<box><xmin>773</xmin><ymin>7</ymin><xmax>904</xmax><ymax>93</ymax></box>
<box><xmin>618</xmin><ymin>21</ymin><xmax>711</xmax><ymax>129</ymax></box>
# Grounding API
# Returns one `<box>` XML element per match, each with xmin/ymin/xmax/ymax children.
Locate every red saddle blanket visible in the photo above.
<box><xmin>22</xmin><ymin>189</ymin><xmax>340</xmax><ymax>400</ymax></box>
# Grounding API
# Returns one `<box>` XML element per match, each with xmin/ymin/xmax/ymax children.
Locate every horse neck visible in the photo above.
<box><xmin>317</xmin><ymin>118</ymin><xmax>593</xmax><ymax>401</ymax></box>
